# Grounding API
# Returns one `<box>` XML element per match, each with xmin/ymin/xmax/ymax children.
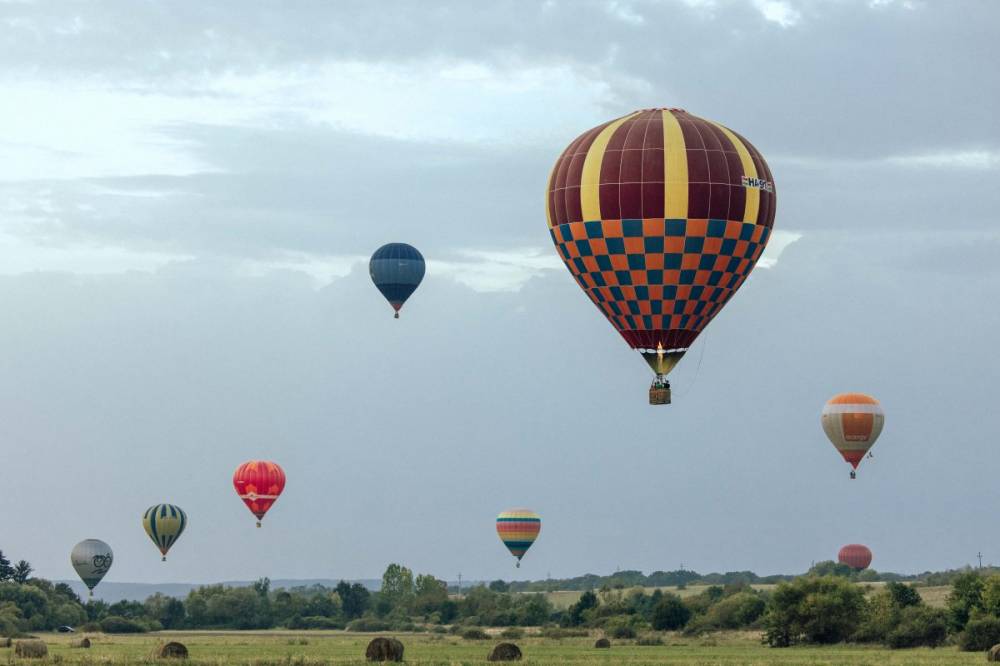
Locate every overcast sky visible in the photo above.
<box><xmin>2</xmin><ymin>0</ymin><xmax>998</xmax><ymax>588</ymax></box>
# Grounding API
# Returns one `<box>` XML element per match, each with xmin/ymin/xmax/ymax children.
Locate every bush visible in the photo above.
<box><xmin>500</xmin><ymin>627</ymin><xmax>523</xmax><ymax>639</ymax></box>
<box><xmin>762</xmin><ymin>576</ymin><xmax>866</xmax><ymax>647</ymax></box>
<box><xmin>540</xmin><ymin>627</ymin><xmax>588</xmax><ymax>638</ymax></box>
<box><xmin>636</xmin><ymin>635</ymin><xmax>664</xmax><ymax>645</ymax></box>
<box><xmin>79</xmin><ymin>622</ymin><xmax>101</xmax><ymax>633</ymax></box>
<box><xmin>431</xmin><ymin>625</ymin><xmax>447</xmax><ymax>634</ymax></box>
<box><xmin>462</xmin><ymin>627</ymin><xmax>490</xmax><ymax>640</ymax></box>
<box><xmin>886</xmin><ymin>606</ymin><xmax>948</xmax><ymax>649</ymax></box>
<box><xmin>609</xmin><ymin>624</ymin><xmax>636</xmax><ymax>639</ymax></box>
<box><xmin>293</xmin><ymin>615</ymin><xmax>343</xmax><ymax>630</ymax></box>
<box><xmin>651</xmin><ymin>594</ymin><xmax>690</xmax><ymax>630</ymax></box>
<box><xmin>960</xmin><ymin>616</ymin><xmax>1000</xmax><ymax>651</ymax></box>
<box><xmin>687</xmin><ymin>591</ymin><xmax>765</xmax><ymax>632</ymax></box>
<box><xmin>346</xmin><ymin>616</ymin><xmax>390</xmax><ymax>632</ymax></box>
<box><xmin>100</xmin><ymin>616</ymin><xmax>147</xmax><ymax>634</ymax></box>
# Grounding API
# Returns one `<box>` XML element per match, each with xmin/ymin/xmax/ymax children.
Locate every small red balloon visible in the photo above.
<box><xmin>233</xmin><ymin>460</ymin><xmax>286</xmax><ymax>527</ymax></box>
<box><xmin>838</xmin><ymin>544</ymin><xmax>872</xmax><ymax>570</ymax></box>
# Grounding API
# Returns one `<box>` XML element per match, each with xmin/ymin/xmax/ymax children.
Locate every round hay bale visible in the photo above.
<box><xmin>156</xmin><ymin>641</ymin><xmax>189</xmax><ymax>659</ymax></box>
<box><xmin>989</xmin><ymin>644</ymin><xmax>1000</xmax><ymax>662</ymax></box>
<box><xmin>71</xmin><ymin>637</ymin><xmax>92</xmax><ymax>648</ymax></box>
<box><xmin>487</xmin><ymin>642</ymin><xmax>522</xmax><ymax>662</ymax></box>
<box><xmin>365</xmin><ymin>637</ymin><xmax>404</xmax><ymax>662</ymax></box>
<box><xmin>594</xmin><ymin>637</ymin><xmax>611</xmax><ymax>648</ymax></box>
<box><xmin>14</xmin><ymin>640</ymin><xmax>48</xmax><ymax>658</ymax></box>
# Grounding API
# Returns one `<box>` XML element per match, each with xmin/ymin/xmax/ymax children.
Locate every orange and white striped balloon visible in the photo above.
<box><xmin>821</xmin><ymin>393</ymin><xmax>884</xmax><ymax>470</ymax></box>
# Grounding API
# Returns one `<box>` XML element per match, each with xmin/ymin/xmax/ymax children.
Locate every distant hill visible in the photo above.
<box><xmin>56</xmin><ymin>578</ymin><xmax>383</xmax><ymax>603</ymax></box>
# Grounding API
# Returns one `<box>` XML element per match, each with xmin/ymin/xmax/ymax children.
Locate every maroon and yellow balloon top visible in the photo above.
<box><xmin>546</xmin><ymin>108</ymin><xmax>776</xmax><ymax>383</ymax></box>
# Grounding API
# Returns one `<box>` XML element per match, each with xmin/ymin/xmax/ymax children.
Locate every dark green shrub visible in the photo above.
<box><xmin>651</xmin><ymin>594</ymin><xmax>690</xmax><ymax>630</ymax></box>
<box><xmin>99</xmin><ymin>616</ymin><xmax>147</xmax><ymax>633</ymax></box>
<box><xmin>959</xmin><ymin>616</ymin><xmax>1000</xmax><ymax>651</ymax></box>
<box><xmin>609</xmin><ymin>624</ymin><xmax>636</xmax><ymax>639</ymax></box>
<box><xmin>762</xmin><ymin>576</ymin><xmax>866</xmax><ymax>647</ymax></box>
<box><xmin>293</xmin><ymin>615</ymin><xmax>343</xmax><ymax>630</ymax></box>
<box><xmin>948</xmin><ymin>572</ymin><xmax>984</xmax><ymax>631</ymax></box>
<box><xmin>540</xmin><ymin>627</ymin><xmax>588</xmax><ymax>638</ymax></box>
<box><xmin>636</xmin><ymin>635</ymin><xmax>663</xmax><ymax>645</ymax></box>
<box><xmin>462</xmin><ymin>627</ymin><xmax>489</xmax><ymax>640</ymax></box>
<box><xmin>886</xmin><ymin>606</ymin><xmax>948</xmax><ymax>649</ymax></box>
<box><xmin>346</xmin><ymin>616</ymin><xmax>390</xmax><ymax>632</ymax></box>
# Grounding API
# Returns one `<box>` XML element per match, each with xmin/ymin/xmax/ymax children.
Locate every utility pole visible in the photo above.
<box><xmin>979</xmin><ymin>553</ymin><xmax>983</xmax><ymax>569</ymax></box>
<box><xmin>457</xmin><ymin>573</ymin><xmax>462</xmax><ymax>595</ymax></box>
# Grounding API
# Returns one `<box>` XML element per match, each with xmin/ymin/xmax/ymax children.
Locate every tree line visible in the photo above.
<box><xmin>6</xmin><ymin>549</ymin><xmax>1000</xmax><ymax>651</ymax></box>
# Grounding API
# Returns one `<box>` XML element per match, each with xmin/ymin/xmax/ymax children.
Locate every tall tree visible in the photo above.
<box><xmin>335</xmin><ymin>581</ymin><xmax>369</xmax><ymax>619</ymax></box>
<box><xmin>0</xmin><ymin>551</ymin><xmax>13</xmax><ymax>582</ymax></box>
<box><xmin>381</xmin><ymin>564</ymin><xmax>414</xmax><ymax>603</ymax></box>
<box><xmin>12</xmin><ymin>560</ymin><xmax>33</xmax><ymax>584</ymax></box>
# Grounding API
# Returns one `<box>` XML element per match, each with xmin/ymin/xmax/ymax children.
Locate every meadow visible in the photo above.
<box><xmin>6</xmin><ymin>629</ymin><xmax>986</xmax><ymax>665</ymax></box>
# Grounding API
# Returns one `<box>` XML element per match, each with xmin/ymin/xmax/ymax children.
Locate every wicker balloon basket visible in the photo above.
<box><xmin>649</xmin><ymin>386</ymin><xmax>671</xmax><ymax>405</ymax></box>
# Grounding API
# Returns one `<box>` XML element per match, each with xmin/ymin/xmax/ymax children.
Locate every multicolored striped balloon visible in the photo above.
<box><xmin>821</xmin><ymin>393</ymin><xmax>884</xmax><ymax>477</ymax></box>
<box><xmin>142</xmin><ymin>504</ymin><xmax>187</xmax><ymax>561</ymax></box>
<box><xmin>546</xmin><ymin>108</ymin><xmax>776</xmax><ymax>396</ymax></box>
<box><xmin>233</xmin><ymin>460</ymin><xmax>286</xmax><ymax>528</ymax></box>
<box><xmin>496</xmin><ymin>509</ymin><xmax>541</xmax><ymax>567</ymax></box>
<box><xmin>838</xmin><ymin>544</ymin><xmax>873</xmax><ymax>570</ymax></box>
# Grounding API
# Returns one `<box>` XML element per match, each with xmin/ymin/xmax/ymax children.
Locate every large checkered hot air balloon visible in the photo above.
<box><xmin>546</xmin><ymin>109</ymin><xmax>776</xmax><ymax>404</ymax></box>
<box><xmin>233</xmin><ymin>460</ymin><xmax>286</xmax><ymax>528</ymax></box>
<box><xmin>821</xmin><ymin>393</ymin><xmax>885</xmax><ymax>479</ymax></box>
<box><xmin>496</xmin><ymin>509</ymin><xmax>541</xmax><ymax>568</ymax></box>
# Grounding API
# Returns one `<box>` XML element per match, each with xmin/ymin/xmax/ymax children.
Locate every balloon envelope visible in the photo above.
<box><xmin>496</xmin><ymin>509</ymin><xmax>541</xmax><ymax>563</ymax></box>
<box><xmin>838</xmin><ymin>544</ymin><xmax>873</xmax><ymax>570</ymax></box>
<box><xmin>142</xmin><ymin>504</ymin><xmax>187</xmax><ymax>560</ymax></box>
<box><xmin>546</xmin><ymin>108</ymin><xmax>776</xmax><ymax>379</ymax></box>
<box><xmin>821</xmin><ymin>393</ymin><xmax>884</xmax><ymax>469</ymax></box>
<box><xmin>70</xmin><ymin>539</ymin><xmax>113</xmax><ymax>592</ymax></box>
<box><xmin>369</xmin><ymin>243</ymin><xmax>425</xmax><ymax>316</ymax></box>
<box><xmin>233</xmin><ymin>460</ymin><xmax>286</xmax><ymax>525</ymax></box>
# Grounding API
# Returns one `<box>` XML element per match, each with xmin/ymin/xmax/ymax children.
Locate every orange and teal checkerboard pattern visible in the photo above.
<box><xmin>546</xmin><ymin>108</ymin><xmax>775</xmax><ymax>353</ymax></box>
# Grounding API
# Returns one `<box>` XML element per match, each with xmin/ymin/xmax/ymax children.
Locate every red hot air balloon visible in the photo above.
<box><xmin>838</xmin><ymin>544</ymin><xmax>873</xmax><ymax>570</ymax></box>
<box><xmin>546</xmin><ymin>109</ymin><xmax>776</xmax><ymax>404</ymax></box>
<box><xmin>233</xmin><ymin>460</ymin><xmax>286</xmax><ymax>527</ymax></box>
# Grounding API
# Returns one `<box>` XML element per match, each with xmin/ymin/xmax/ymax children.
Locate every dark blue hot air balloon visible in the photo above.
<box><xmin>369</xmin><ymin>243</ymin><xmax>425</xmax><ymax>318</ymax></box>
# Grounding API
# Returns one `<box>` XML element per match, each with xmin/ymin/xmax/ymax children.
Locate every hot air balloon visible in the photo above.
<box><xmin>838</xmin><ymin>544</ymin><xmax>873</xmax><ymax>571</ymax></box>
<box><xmin>142</xmin><ymin>504</ymin><xmax>187</xmax><ymax>561</ymax></box>
<box><xmin>70</xmin><ymin>539</ymin><xmax>113</xmax><ymax>597</ymax></box>
<box><xmin>821</xmin><ymin>393</ymin><xmax>884</xmax><ymax>479</ymax></box>
<box><xmin>496</xmin><ymin>509</ymin><xmax>541</xmax><ymax>568</ymax></box>
<box><xmin>370</xmin><ymin>243</ymin><xmax>425</xmax><ymax>318</ymax></box>
<box><xmin>546</xmin><ymin>109</ymin><xmax>776</xmax><ymax>404</ymax></box>
<box><xmin>233</xmin><ymin>460</ymin><xmax>286</xmax><ymax>527</ymax></box>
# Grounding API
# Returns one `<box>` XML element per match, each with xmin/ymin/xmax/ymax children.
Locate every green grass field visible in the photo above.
<box><xmin>5</xmin><ymin>629</ymin><xmax>984</xmax><ymax>665</ymax></box>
